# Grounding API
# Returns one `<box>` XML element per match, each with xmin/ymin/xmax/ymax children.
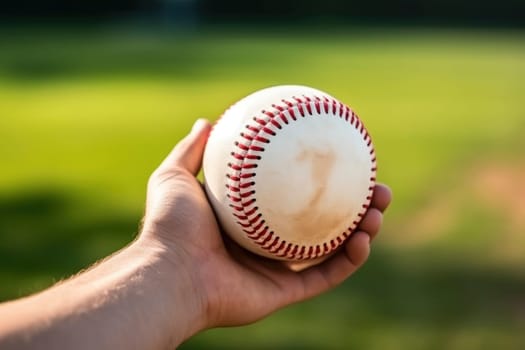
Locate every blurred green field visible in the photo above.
<box><xmin>0</xmin><ymin>26</ymin><xmax>524</xmax><ymax>349</ymax></box>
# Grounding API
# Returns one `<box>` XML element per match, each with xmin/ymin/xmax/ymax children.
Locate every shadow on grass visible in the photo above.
<box><xmin>0</xmin><ymin>188</ymin><xmax>140</xmax><ymax>300</ymax></box>
<box><xmin>343</xmin><ymin>247</ymin><xmax>525</xmax><ymax>327</ymax></box>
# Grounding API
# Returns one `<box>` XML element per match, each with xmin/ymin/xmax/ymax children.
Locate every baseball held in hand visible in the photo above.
<box><xmin>203</xmin><ymin>85</ymin><xmax>377</xmax><ymax>261</ymax></box>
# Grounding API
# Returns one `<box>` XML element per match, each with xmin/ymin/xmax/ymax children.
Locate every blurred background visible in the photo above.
<box><xmin>0</xmin><ymin>1</ymin><xmax>524</xmax><ymax>349</ymax></box>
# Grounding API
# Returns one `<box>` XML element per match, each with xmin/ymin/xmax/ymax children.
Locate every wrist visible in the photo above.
<box><xmin>133</xmin><ymin>232</ymin><xmax>209</xmax><ymax>345</ymax></box>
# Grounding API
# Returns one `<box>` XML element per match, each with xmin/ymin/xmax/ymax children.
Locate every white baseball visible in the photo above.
<box><xmin>203</xmin><ymin>85</ymin><xmax>377</xmax><ymax>261</ymax></box>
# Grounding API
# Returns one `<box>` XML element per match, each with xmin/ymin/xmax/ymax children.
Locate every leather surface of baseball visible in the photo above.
<box><xmin>203</xmin><ymin>85</ymin><xmax>377</xmax><ymax>261</ymax></box>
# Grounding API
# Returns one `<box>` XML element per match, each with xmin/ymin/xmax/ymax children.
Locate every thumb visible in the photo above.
<box><xmin>157</xmin><ymin>119</ymin><xmax>212</xmax><ymax>176</ymax></box>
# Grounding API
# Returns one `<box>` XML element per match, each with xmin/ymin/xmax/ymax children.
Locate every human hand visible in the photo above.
<box><xmin>141</xmin><ymin>119</ymin><xmax>392</xmax><ymax>334</ymax></box>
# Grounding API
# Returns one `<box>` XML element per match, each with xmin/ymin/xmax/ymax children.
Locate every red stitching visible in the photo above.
<box><xmin>253</xmin><ymin>117</ymin><xmax>266</xmax><ymax>125</ymax></box>
<box><xmin>227</xmin><ymin>185</ymin><xmax>240</xmax><ymax>192</ymax></box>
<box><xmin>290</xmin><ymin>244</ymin><xmax>299</xmax><ymax>256</ymax></box>
<box><xmin>298</xmin><ymin>246</ymin><xmax>306</xmax><ymax>258</ymax></box>
<box><xmin>270</xmin><ymin>239</ymin><xmax>285</xmax><ymax>253</ymax></box>
<box><xmin>262</xmin><ymin>127</ymin><xmax>276</xmax><ymax>136</ymax></box>
<box><xmin>240</xmin><ymin>132</ymin><xmax>254</xmax><ymax>141</ymax></box>
<box><xmin>230</xmin><ymin>152</ymin><xmax>244</xmax><ymax>160</ymax></box>
<box><xmin>245</xmin><ymin>219</ymin><xmax>265</xmax><ymax>234</ymax></box>
<box><xmin>278</xmin><ymin>242</ymin><xmax>292</xmax><ymax>258</ymax></box>
<box><xmin>254</xmin><ymin>136</ymin><xmax>270</xmax><ymax>143</ymax></box>
<box><xmin>279</xmin><ymin>112</ymin><xmax>289</xmax><ymax>124</ymax></box>
<box><xmin>287</xmin><ymin>107</ymin><xmax>296</xmax><ymax>120</ymax></box>
<box><xmin>267</xmin><ymin>236</ymin><xmax>280</xmax><ymax>250</ymax></box>
<box><xmin>224</xmin><ymin>94</ymin><xmax>377</xmax><ymax>260</ymax></box>
<box><xmin>305</xmin><ymin>102</ymin><xmax>313</xmax><ymax>115</ymax></box>
<box><xmin>235</xmin><ymin>143</ymin><xmax>248</xmax><ymax>151</ymax></box>
<box><xmin>281</xmin><ymin>99</ymin><xmax>294</xmax><ymax>107</ymax></box>
<box><xmin>238</xmin><ymin>183</ymin><xmax>253</xmax><ymax>190</ymax></box>
<box><xmin>323</xmin><ymin>101</ymin><xmax>329</xmax><ymax>114</ymax></box>
<box><xmin>242</xmin><ymin>198</ymin><xmax>256</xmax><ymax>207</ymax></box>
<box><xmin>297</xmin><ymin>103</ymin><xmax>305</xmax><ymax>117</ymax></box>
<box><xmin>314</xmin><ymin>101</ymin><xmax>321</xmax><ymax>114</ymax></box>
<box><xmin>228</xmin><ymin>195</ymin><xmax>241</xmax><ymax>202</ymax></box>
<box><xmin>260</xmin><ymin>234</ymin><xmax>273</xmax><ymax>246</ymax></box>
<box><xmin>338</xmin><ymin>102</ymin><xmax>345</xmax><ymax>117</ymax></box>
<box><xmin>270</xmin><ymin>118</ymin><xmax>282</xmax><ymax>129</ymax></box>
<box><xmin>272</xmin><ymin>104</ymin><xmax>285</xmax><ymax>112</ymax></box>
<box><xmin>240</xmin><ymin>191</ymin><xmax>254</xmax><ymax>198</ymax></box>
<box><xmin>263</xmin><ymin>110</ymin><xmax>275</xmax><ymax>118</ymax></box>
<box><xmin>248</xmin><ymin>145</ymin><xmax>263</xmax><ymax>152</ymax></box>
<box><xmin>248</xmin><ymin>214</ymin><xmax>262</xmax><ymax>224</ymax></box>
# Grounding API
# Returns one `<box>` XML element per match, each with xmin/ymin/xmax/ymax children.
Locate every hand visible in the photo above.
<box><xmin>141</xmin><ymin>119</ymin><xmax>392</xmax><ymax>331</ymax></box>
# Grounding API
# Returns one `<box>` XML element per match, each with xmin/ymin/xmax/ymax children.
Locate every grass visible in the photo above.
<box><xmin>0</xmin><ymin>25</ymin><xmax>524</xmax><ymax>349</ymax></box>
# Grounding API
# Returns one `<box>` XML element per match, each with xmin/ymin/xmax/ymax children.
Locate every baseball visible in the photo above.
<box><xmin>203</xmin><ymin>85</ymin><xmax>377</xmax><ymax>261</ymax></box>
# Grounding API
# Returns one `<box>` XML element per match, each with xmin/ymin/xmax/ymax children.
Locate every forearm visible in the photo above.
<box><xmin>0</xmin><ymin>237</ymin><xmax>206</xmax><ymax>350</ymax></box>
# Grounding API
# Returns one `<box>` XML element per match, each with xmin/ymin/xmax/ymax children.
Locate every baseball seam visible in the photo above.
<box><xmin>225</xmin><ymin>94</ymin><xmax>377</xmax><ymax>260</ymax></box>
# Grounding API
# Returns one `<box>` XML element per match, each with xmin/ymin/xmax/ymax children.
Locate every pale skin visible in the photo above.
<box><xmin>0</xmin><ymin>119</ymin><xmax>392</xmax><ymax>349</ymax></box>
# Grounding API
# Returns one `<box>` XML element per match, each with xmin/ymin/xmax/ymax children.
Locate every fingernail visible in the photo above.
<box><xmin>191</xmin><ymin>118</ymin><xmax>208</xmax><ymax>133</ymax></box>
